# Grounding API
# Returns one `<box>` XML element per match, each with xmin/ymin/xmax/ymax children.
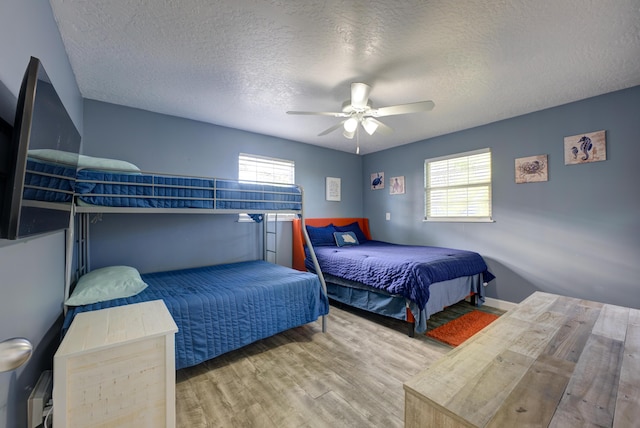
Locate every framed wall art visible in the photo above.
<box><xmin>325</xmin><ymin>177</ymin><xmax>341</xmax><ymax>201</ymax></box>
<box><xmin>515</xmin><ymin>155</ymin><xmax>548</xmax><ymax>183</ymax></box>
<box><xmin>564</xmin><ymin>130</ymin><xmax>606</xmax><ymax>165</ymax></box>
<box><xmin>390</xmin><ymin>176</ymin><xmax>405</xmax><ymax>194</ymax></box>
<box><xmin>370</xmin><ymin>172</ymin><xmax>384</xmax><ymax>190</ymax></box>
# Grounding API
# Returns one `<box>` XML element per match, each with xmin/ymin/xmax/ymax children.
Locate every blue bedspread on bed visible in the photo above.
<box><xmin>74</xmin><ymin>170</ymin><xmax>303</xmax><ymax>210</ymax></box>
<box><xmin>23</xmin><ymin>161</ymin><xmax>303</xmax><ymax>211</ymax></box>
<box><xmin>23</xmin><ymin>159</ymin><xmax>76</xmax><ymax>202</ymax></box>
<box><xmin>74</xmin><ymin>171</ymin><xmax>215</xmax><ymax>208</ymax></box>
<box><xmin>306</xmin><ymin>240</ymin><xmax>494</xmax><ymax>310</ymax></box>
<box><xmin>63</xmin><ymin>261</ymin><xmax>328</xmax><ymax>369</ymax></box>
<box><xmin>215</xmin><ymin>180</ymin><xmax>302</xmax><ymax>210</ymax></box>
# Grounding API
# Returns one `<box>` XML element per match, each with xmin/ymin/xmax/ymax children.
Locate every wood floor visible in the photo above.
<box><xmin>175</xmin><ymin>301</ymin><xmax>506</xmax><ymax>428</ymax></box>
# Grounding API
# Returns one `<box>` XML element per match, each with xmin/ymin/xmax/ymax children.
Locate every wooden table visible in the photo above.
<box><xmin>404</xmin><ymin>291</ymin><xmax>640</xmax><ymax>427</ymax></box>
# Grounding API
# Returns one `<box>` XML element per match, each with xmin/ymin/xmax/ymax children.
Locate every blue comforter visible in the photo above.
<box><xmin>306</xmin><ymin>241</ymin><xmax>494</xmax><ymax>310</ymax></box>
<box><xmin>64</xmin><ymin>261</ymin><xmax>328</xmax><ymax>369</ymax></box>
<box><xmin>23</xmin><ymin>160</ymin><xmax>76</xmax><ymax>202</ymax></box>
<box><xmin>24</xmin><ymin>160</ymin><xmax>303</xmax><ymax>211</ymax></box>
<box><xmin>74</xmin><ymin>170</ymin><xmax>303</xmax><ymax>210</ymax></box>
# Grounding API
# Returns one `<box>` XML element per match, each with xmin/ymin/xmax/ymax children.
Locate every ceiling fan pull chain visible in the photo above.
<box><xmin>356</xmin><ymin>127</ymin><xmax>360</xmax><ymax>154</ymax></box>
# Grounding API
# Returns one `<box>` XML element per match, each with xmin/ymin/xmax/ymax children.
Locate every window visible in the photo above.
<box><xmin>424</xmin><ymin>148</ymin><xmax>492</xmax><ymax>222</ymax></box>
<box><xmin>238</xmin><ymin>153</ymin><xmax>296</xmax><ymax>221</ymax></box>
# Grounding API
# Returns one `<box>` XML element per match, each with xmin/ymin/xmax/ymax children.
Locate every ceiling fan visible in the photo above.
<box><xmin>286</xmin><ymin>83</ymin><xmax>435</xmax><ymax>142</ymax></box>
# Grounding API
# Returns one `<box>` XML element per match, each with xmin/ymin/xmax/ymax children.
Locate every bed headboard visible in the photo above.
<box><xmin>292</xmin><ymin>218</ymin><xmax>371</xmax><ymax>271</ymax></box>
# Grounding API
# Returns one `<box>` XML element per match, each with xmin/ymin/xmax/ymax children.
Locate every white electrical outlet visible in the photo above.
<box><xmin>385</xmin><ymin>212</ymin><xmax>391</xmax><ymax>220</ymax></box>
<box><xmin>28</xmin><ymin>370</ymin><xmax>52</xmax><ymax>428</ymax></box>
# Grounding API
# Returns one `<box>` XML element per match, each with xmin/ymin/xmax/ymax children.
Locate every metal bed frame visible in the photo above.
<box><xmin>47</xmin><ymin>169</ymin><xmax>328</xmax><ymax>332</ymax></box>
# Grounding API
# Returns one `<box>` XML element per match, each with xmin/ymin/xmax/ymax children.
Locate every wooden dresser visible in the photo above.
<box><xmin>404</xmin><ymin>291</ymin><xmax>639</xmax><ymax>427</ymax></box>
<box><xmin>54</xmin><ymin>300</ymin><xmax>178</xmax><ymax>427</ymax></box>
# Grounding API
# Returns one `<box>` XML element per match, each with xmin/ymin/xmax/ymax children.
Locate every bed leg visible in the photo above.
<box><xmin>406</xmin><ymin>307</ymin><xmax>416</xmax><ymax>337</ymax></box>
<box><xmin>470</xmin><ymin>294</ymin><xmax>477</xmax><ymax>306</ymax></box>
<box><xmin>322</xmin><ymin>315</ymin><xmax>327</xmax><ymax>333</ymax></box>
<box><xmin>408</xmin><ymin>321</ymin><xmax>415</xmax><ymax>338</ymax></box>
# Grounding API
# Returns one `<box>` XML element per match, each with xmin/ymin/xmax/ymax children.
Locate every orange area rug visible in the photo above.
<box><xmin>426</xmin><ymin>310</ymin><xmax>499</xmax><ymax>346</ymax></box>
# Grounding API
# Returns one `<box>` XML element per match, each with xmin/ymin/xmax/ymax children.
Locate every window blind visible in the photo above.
<box><xmin>425</xmin><ymin>149</ymin><xmax>492</xmax><ymax>221</ymax></box>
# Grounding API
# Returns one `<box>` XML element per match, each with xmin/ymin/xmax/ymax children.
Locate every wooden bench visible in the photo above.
<box><xmin>404</xmin><ymin>291</ymin><xmax>640</xmax><ymax>427</ymax></box>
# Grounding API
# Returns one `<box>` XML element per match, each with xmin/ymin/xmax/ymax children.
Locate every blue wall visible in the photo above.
<box><xmin>81</xmin><ymin>100</ymin><xmax>363</xmax><ymax>272</ymax></box>
<box><xmin>0</xmin><ymin>1</ymin><xmax>83</xmax><ymax>427</ymax></box>
<box><xmin>363</xmin><ymin>86</ymin><xmax>640</xmax><ymax>308</ymax></box>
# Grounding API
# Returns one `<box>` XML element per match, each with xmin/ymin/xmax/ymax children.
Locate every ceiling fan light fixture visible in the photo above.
<box><xmin>362</xmin><ymin>118</ymin><xmax>379</xmax><ymax>135</ymax></box>
<box><xmin>287</xmin><ymin>82</ymin><xmax>434</xmax><ymax>143</ymax></box>
<box><xmin>343</xmin><ymin>117</ymin><xmax>358</xmax><ymax>133</ymax></box>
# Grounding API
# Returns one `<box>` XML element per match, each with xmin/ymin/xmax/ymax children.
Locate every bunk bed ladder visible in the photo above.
<box><xmin>264</xmin><ymin>213</ymin><xmax>278</xmax><ymax>263</ymax></box>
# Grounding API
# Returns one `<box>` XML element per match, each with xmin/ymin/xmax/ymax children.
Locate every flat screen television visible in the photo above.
<box><xmin>0</xmin><ymin>56</ymin><xmax>81</xmax><ymax>240</ymax></box>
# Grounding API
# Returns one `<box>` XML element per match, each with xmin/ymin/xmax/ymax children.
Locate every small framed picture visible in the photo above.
<box><xmin>515</xmin><ymin>155</ymin><xmax>548</xmax><ymax>183</ymax></box>
<box><xmin>370</xmin><ymin>172</ymin><xmax>384</xmax><ymax>190</ymax></box>
<box><xmin>564</xmin><ymin>130</ymin><xmax>606</xmax><ymax>165</ymax></box>
<box><xmin>325</xmin><ymin>177</ymin><xmax>341</xmax><ymax>201</ymax></box>
<box><xmin>390</xmin><ymin>176</ymin><xmax>405</xmax><ymax>194</ymax></box>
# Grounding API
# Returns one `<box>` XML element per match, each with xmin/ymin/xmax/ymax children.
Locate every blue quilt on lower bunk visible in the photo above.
<box><xmin>63</xmin><ymin>261</ymin><xmax>329</xmax><ymax>369</ymax></box>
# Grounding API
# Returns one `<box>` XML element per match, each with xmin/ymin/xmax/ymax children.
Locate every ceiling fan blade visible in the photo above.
<box><xmin>350</xmin><ymin>83</ymin><xmax>371</xmax><ymax>109</ymax></box>
<box><xmin>318</xmin><ymin>121</ymin><xmax>347</xmax><ymax>136</ymax></box>
<box><xmin>367</xmin><ymin>118</ymin><xmax>394</xmax><ymax>135</ymax></box>
<box><xmin>287</xmin><ymin>110</ymin><xmax>348</xmax><ymax>118</ymax></box>
<box><xmin>372</xmin><ymin>100</ymin><xmax>435</xmax><ymax>117</ymax></box>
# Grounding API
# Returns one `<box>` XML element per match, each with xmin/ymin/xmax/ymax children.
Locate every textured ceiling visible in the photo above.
<box><xmin>49</xmin><ymin>0</ymin><xmax>640</xmax><ymax>155</ymax></box>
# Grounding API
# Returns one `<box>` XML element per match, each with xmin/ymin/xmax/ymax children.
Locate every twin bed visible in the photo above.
<box><xmin>62</xmin><ymin>261</ymin><xmax>327</xmax><ymax>369</ymax></box>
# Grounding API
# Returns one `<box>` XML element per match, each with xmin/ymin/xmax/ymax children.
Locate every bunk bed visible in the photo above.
<box><xmin>24</xmin><ymin>152</ymin><xmax>329</xmax><ymax>370</ymax></box>
<box><xmin>292</xmin><ymin>218</ymin><xmax>494</xmax><ymax>336</ymax></box>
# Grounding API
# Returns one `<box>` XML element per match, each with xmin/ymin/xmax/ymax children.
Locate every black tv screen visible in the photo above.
<box><xmin>0</xmin><ymin>57</ymin><xmax>81</xmax><ymax>240</ymax></box>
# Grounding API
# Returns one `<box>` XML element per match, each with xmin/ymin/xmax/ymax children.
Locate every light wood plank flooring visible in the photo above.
<box><xmin>176</xmin><ymin>301</ymin><xmax>505</xmax><ymax>428</ymax></box>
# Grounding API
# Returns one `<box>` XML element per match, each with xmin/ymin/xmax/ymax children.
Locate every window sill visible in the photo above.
<box><xmin>423</xmin><ymin>217</ymin><xmax>494</xmax><ymax>223</ymax></box>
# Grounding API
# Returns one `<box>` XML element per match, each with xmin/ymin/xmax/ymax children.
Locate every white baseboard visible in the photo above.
<box><xmin>483</xmin><ymin>297</ymin><xmax>518</xmax><ymax>311</ymax></box>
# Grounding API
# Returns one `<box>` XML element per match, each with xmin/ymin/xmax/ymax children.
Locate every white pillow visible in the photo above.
<box><xmin>28</xmin><ymin>149</ymin><xmax>141</xmax><ymax>172</ymax></box>
<box><xmin>65</xmin><ymin>266</ymin><xmax>148</xmax><ymax>306</ymax></box>
<box><xmin>77</xmin><ymin>154</ymin><xmax>140</xmax><ymax>172</ymax></box>
<box><xmin>27</xmin><ymin>149</ymin><xmax>78</xmax><ymax>166</ymax></box>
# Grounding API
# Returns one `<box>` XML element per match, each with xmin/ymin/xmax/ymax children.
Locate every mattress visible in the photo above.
<box><xmin>22</xmin><ymin>160</ymin><xmax>303</xmax><ymax>211</ymax></box>
<box><xmin>23</xmin><ymin>159</ymin><xmax>76</xmax><ymax>202</ymax></box>
<box><xmin>63</xmin><ymin>260</ymin><xmax>329</xmax><ymax>369</ymax></box>
<box><xmin>74</xmin><ymin>170</ymin><xmax>303</xmax><ymax>211</ymax></box>
<box><xmin>306</xmin><ymin>240</ymin><xmax>494</xmax><ymax>310</ymax></box>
